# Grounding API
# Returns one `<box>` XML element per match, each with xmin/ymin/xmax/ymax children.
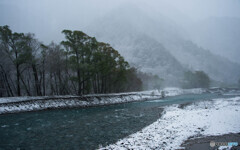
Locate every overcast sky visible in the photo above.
<box><xmin>0</xmin><ymin>0</ymin><xmax>240</xmax><ymax>44</ymax></box>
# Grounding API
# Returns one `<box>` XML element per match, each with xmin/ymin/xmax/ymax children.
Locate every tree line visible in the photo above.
<box><xmin>0</xmin><ymin>26</ymin><xmax>142</xmax><ymax>97</ymax></box>
<box><xmin>182</xmin><ymin>71</ymin><xmax>210</xmax><ymax>89</ymax></box>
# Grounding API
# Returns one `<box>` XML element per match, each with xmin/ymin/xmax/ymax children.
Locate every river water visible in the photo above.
<box><xmin>0</xmin><ymin>93</ymin><xmax>235</xmax><ymax>149</ymax></box>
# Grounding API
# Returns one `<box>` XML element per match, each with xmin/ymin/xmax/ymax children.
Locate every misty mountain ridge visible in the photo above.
<box><xmin>85</xmin><ymin>4</ymin><xmax>187</xmax><ymax>86</ymax></box>
<box><xmin>85</xmin><ymin>3</ymin><xmax>240</xmax><ymax>85</ymax></box>
<box><xmin>189</xmin><ymin>17</ymin><xmax>240</xmax><ymax>64</ymax></box>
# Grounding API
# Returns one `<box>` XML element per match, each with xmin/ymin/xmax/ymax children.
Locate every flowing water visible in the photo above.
<box><xmin>0</xmin><ymin>93</ymin><xmax>236</xmax><ymax>149</ymax></box>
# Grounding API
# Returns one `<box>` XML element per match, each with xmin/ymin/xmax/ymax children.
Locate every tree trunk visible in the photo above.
<box><xmin>42</xmin><ymin>62</ymin><xmax>46</xmax><ymax>96</ymax></box>
<box><xmin>0</xmin><ymin>65</ymin><xmax>14</xmax><ymax>96</ymax></box>
<box><xmin>20</xmin><ymin>74</ymin><xmax>31</xmax><ymax>96</ymax></box>
<box><xmin>32</xmin><ymin>64</ymin><xmax>42</xmax><ymax>96</ymax></box>
<box><xmin>77</xmin><ymin>69</ymin><xmax>81</xmax><ymax>95</ymax></box>
<box><xmin>16</xmin><ymin>64</ymin><xmax>21</xmax><ymax>96</ymax></box>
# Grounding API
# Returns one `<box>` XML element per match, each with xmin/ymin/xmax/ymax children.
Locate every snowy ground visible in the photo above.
<box><xmin>0</xmin><ymin>88</ymin><xmax>204</xmax><ymax>104</ymax></box>
<box><xmin>99</xmin><ymin>96</ymin><xmax>240</xmax><ymax>150</ymax></box>
<box><xmin>0</xmin><ymin>94</ymin><xmax>160</xmax><ymax>114</ymax></box>
<box><xmin>0</xmin><ymin>88</ymin><xmax>205</xmax><ymax>114</ymax></box>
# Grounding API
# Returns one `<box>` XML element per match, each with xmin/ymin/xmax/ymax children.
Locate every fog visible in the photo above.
<box><xmin>1</xmin><ymin>0</ymin><xmax>240</xmax><ymax>85</ymax></box>
<box><xmin>1</xmin><ymin>0</ymin><xmax>239</xmax><ymax>42</ymax></box>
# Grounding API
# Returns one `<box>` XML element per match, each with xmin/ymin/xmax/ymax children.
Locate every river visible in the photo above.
<box><xmin>0</xmin><ymin>93</ymin><xmax>236</xmax><ymax>149</ymax></box>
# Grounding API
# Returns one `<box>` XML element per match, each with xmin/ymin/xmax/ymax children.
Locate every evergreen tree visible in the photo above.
<box><xmin>183</xmin><ymin>71</ymin><xmax>210</xmax><ymax>88</ymax></box>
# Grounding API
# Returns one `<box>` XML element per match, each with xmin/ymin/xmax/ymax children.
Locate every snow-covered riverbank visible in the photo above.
<box><xmin>0</xmin><ymin>88</ymin><xmax>205</xmax><ymax>114</ymax></box>
<box><xmin>99</xmin><ymin>96</ymin><xmax>240</xmax><ymax>150</ymax></box>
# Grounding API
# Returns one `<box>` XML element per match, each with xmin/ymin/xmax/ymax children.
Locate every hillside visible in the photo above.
<box><xmin>85</xmin><ymin>4</ymin><xmax>240</xmax><ymax>85</ymax></box>
<box><xmin>189</xmin><ymin>17</ymin><xmax>240</xmax><ymax>64</ymax></box>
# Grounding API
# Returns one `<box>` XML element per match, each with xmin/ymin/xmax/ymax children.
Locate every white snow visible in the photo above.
<box><xmin>99</xmin><ymin>96</ymin><xmax>240</xmax><ymax>150</ymax></box>
<box><xmin>0</xmin><ymin>88</ymin><xmax>206</xmax><ymax>114</ymax></box>
<box><xmin>0</xmin><ymin>93</ymin><xmax>161</xmax><ymax>114</ymax></box>
<box><xmin>163</xmin><ymin>87</ymin><xmax>205</xmax><ymax>96</ymax></box>
<box><xmin>0</xmin><ymin>88</ymin><xmax>205</xmax><ymax>104</ymax></box>
<box><xmin>0</xmin><ymin>95</ymin><xmax>80</xmax><ymax>104</ymax></box>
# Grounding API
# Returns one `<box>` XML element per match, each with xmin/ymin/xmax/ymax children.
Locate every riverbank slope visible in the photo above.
<box><xmin>99</xmin><ymin>96</ymin><xmax>240</xmax><ymax>149</ymax></box>
<box><xmin>0</xmin><ymin>88</ymin><xmax>204</xmax><ymax>115</ymax></box>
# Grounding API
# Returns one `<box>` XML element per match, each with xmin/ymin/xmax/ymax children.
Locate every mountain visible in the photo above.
<box><xmin>84</xmin><ymin>3</ymin><xmax>240</xmax><ymax>85</ymax></box>
<box><xmin>85</xmin><ymin>5</ymin><xmax>185</xmax><ymax>86</ymax></box>
<box><xmin>166</xmin><ymin>40</ymin><xmax>240</xmax><ymax>84</ymax></box>
<box><xmin>189</xmin><ymin>17</ymin><xmax>240</xmax><ymax>64</ymax></box>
